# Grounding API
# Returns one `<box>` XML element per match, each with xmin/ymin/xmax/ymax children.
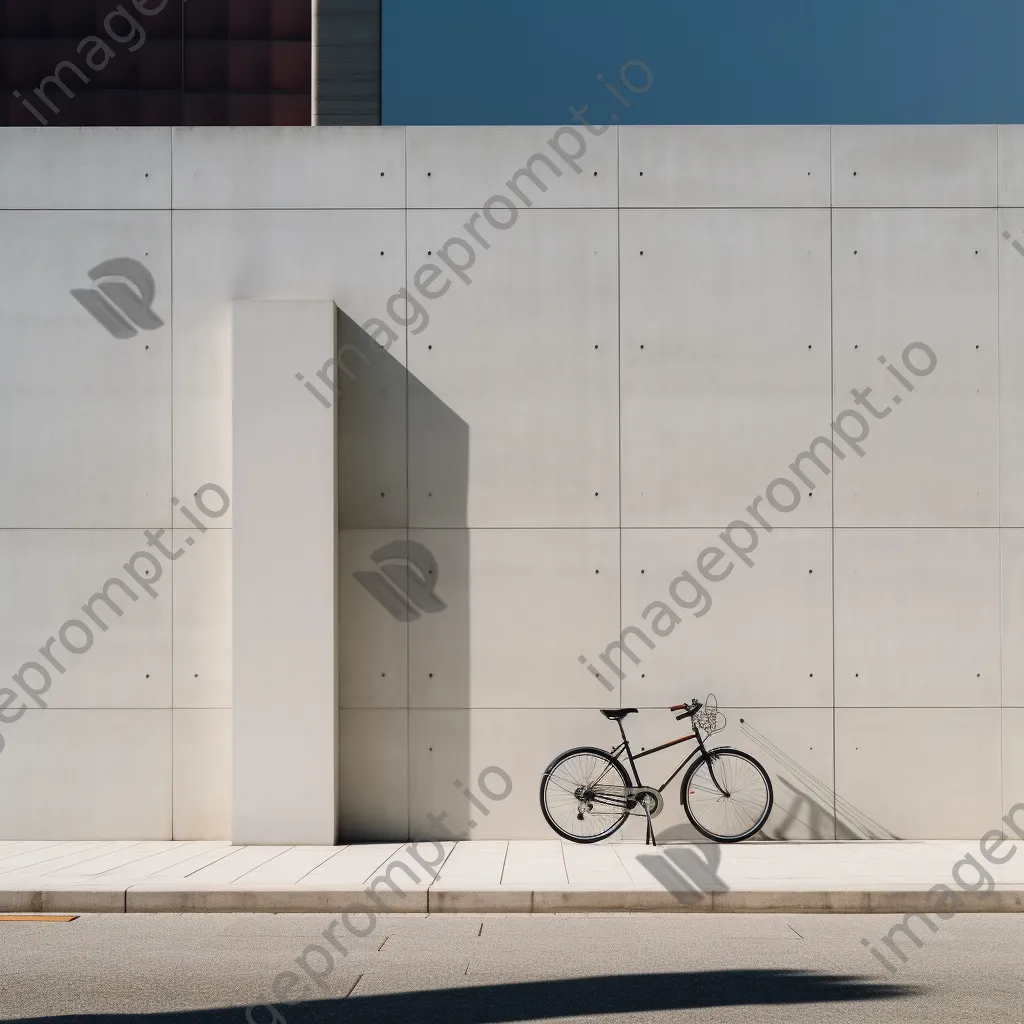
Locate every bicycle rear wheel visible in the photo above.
<box><xmin>681</xmin><ymin>747</ymin><xmax>773</xmax><ymax>843</ymax></box>
<box><xmin>540</xmin><ymin>746</ymin><xmax>632</xmax><ymax>843</ymax></box>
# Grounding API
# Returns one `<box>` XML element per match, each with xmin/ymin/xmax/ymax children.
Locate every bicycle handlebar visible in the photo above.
<box><xmin>670</xmin><ymin>698</ymin><xmax>703</xmax><ymax>720</ymax></box>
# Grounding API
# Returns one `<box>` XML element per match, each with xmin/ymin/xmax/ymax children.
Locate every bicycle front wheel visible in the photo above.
<box><xmin>540</xmin><ymin>746</ymin><xmax>632</xmax><ymax>843</ymax></box>
<box><xmin>681</xmin><ymin>748</ymin><xmax>773</xmax><ymax>843</ymax></box>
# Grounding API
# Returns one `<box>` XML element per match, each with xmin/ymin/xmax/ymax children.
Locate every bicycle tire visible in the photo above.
<box><xmin>681</xmin><ymin>747</ymin><xmax>773</xmax><ymax>843</ymax></box>
<box><xmin>540</xmin><ymin>746</ymin><xmax>632</xmax><ymax>844</ymax></box>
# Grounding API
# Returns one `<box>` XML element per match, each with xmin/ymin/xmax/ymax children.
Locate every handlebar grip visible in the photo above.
<box><xmin>670</xmin><ymin>699</ymin><xmax>703</xmax><ymax>720</ymax></box>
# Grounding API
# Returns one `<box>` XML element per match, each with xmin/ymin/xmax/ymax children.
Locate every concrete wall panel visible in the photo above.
<box><xmin>621</xmin><ymin>209</ymin><xmax>832</xmax><ymax>527</ymax></box>
<box><xmin>408</xmin><ymin>529</ymin><xmax>619</xmax><ymax>710</ymax></box>
<box><xmin>172</xmin><ymin>708</ymin><xmax>231</xmax><ymax>840</ymax></box>
<box><xmin>831</xmin><ymin>125</ymin><xmax>997</xmax><ymax>208</ymax></box>
<box><xmin>707</xmin><ymin>709</ymin><xmax>837</xmax><ymax>841</ymax></box>
<box><xmin>0</xmin><ymin>710</ymin><xmax>171</xmax><ymax>839</ymax></box>
<box><xmin>619</xmin><ymin>126</ymin><xmax>830</xmax><ymax>208</ymax></box>
<box><xmin>997</xmin><ymin>126</ymin><xmax>1024</xmax><ymax>207</ymax></box>
<box><xmin>172</xmin><ymin>210</ymin><xmax>407</xmax><ymax>528</ymax></box>
<box><xmin>834</xmin><ymin>529</ymin><xmax>1000</xmax><ymax>707</ymax></box>
<box><xmin>0</xmin><ymin>211</ymin><xmax>170</xmax><ymax>528</ymax></box>
<box><xmin>835</xmin><ymin>708</ymin><xmax>1002</xmax><ymax>839</ymax></box>
<box><xmin>338</xmin><ymin>529</ymin><xmax>409</xmax><ymax>709</ymax></box>
<box><xmin>0</xmin><ymin>128</ymin><xmax>170</xmax><ymax>210</ymax></box>
<box><xmin>406</xmin><ymin>126</ymin><xmax>617</xmax><ymax>208</ymax></box>
<box><xmin>408</xmin><ymin>708</ymin><xmax>598</xmax><ymax>840</ymax></box>
<box><xmin>832</xmin><ymin>209</ymin><xmax>999</xmax><ymax>526</ymax></box>
<box><xmin>171</xmin><ymin>529</ymin><xmax>231</xmax><ymax>710</ymax></box>
<box><xmin>0</xmin><ymin>530</ymin><xmax>171</xmax><ymax>709</ymax></box>
<box><xmin>620</xmin><ymin>528</ymin><xmax>833</xmax><ymax>710</ymax></box>
<box><xmin>1003</xmin><ymin>710</ymin><xmax>1024</xmax><ymax>819</ymax></box>
<box><xmin>999</xmin><ymin>208</ymin><xmax>1024</xmax><ymax>524</ymax></box>
<box><xmin>1002</xmin><ymin>529</ymin><xmax>1024</xmax><ymax>708</ymax></box>
<box><xmin>337</xmin><ymin>709</ymin><xmax>408</xmax><ymax>841</ymax></box>
<box><xmin>406</xmin><ymin>209</ymin><xmax>618</xmax><ymax>527</ymax></box>
<box><xmin>172</xmin><ymin>127</ymin><xmax>406</xmax><ymax>209</ymax></box>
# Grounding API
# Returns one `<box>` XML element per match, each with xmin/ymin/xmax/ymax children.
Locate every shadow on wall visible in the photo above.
<box><xmin>739</xmin><ymin>720</ymin><xmax>899</xmax><ymax>841</ymax></box>
<box><xmin>639</xmin><ymin>716</ymin><xmax>899</xmax><ymax>844</ymax></box>
<box><xmin>4</xmin><ymin>970</ymin><xmax>920</xmax><ymax>1024</ymax></box>
<box><xmin>333</xmin><ymin>310</ymin><xmax>471</xmax><ymax>841</ymax></box>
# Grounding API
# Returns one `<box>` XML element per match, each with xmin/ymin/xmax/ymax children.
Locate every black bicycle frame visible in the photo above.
<box><xmin>606</xmin><ymin>718</ymin><xmax>728</xmax><ymax>797</ymax></box>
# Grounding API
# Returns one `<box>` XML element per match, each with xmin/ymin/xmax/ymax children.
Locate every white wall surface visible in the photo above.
<box><xmin>232</xmin><ymin>300</ymin><xmax>338</xmax><ymax>845</ymax></box>
<box><xmin>0</xmin><ymin>124</ymin><xmax>1018</xmax><ymax>841</ymax></box>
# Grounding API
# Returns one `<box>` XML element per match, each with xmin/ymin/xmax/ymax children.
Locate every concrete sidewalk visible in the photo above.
<box><xmin>0</xmin><ymin>839</ymin><xmax>1022</xmax><ymax>914</ymax></box>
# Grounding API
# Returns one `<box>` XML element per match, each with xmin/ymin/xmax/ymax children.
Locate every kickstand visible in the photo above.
<box><xmin>644</xmin><ymin>806</ymin><xmax>657</xmax><ymax>847</ymax></box>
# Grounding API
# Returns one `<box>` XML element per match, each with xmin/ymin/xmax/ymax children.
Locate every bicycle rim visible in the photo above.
<box><xmin>683</xmin><ymin>750</ymin><xmax>772</xmax><ymax>842</ymax></box>
<box><xmin>541</xmin><ymin>749</ymin><xmax>631</xmax><ymax>842</ymax></box>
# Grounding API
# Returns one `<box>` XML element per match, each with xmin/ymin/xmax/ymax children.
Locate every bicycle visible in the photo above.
<box><xmin>539</xmin><ymin>695</ymin><xmax>773</xmax><ymax>845</ymax></box>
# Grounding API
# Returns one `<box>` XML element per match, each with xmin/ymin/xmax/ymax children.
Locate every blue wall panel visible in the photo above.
<box><xmin>382</xmin><ymin>0</ymin><xmax>1024</xmax><ymax>126</ymax></box>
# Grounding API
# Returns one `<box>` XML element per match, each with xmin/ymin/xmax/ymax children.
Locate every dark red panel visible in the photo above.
<box><xmin>227</xmin><ymin>91</ymin><xmax>270</xmax><ymax>124</ymax></box>
<box><xmin>184</xmin><ymin>91</ymin><xmax>229</xmax><ymax>124</ymax></box>
<box><xmin>135</xmin><ymin>2</ymin><xmax>183</xmax><ymax>40</ymax></box>
<box><xmin>270</xmin><ymin>0</ymin><xmax>311</xmax><ymax>39</ymax></box>
<box><xmin>138</xmin><ymin>39</ymin><xmax>183</xmax><ymax>89</ymax></box>
<box><xmin>2</xmin><ymin>0</ymin><xmax>53</xmax><ymax>35</ymax></box>
<box><xmin>138</xmin><ymin>89</ymin><xmax>182</xmax><ymax>123</ymax></box>
<box><xmin>185</xmin><ymin>0</ymin><xmax>228</xmax><ymax>37</ymax></box>
<box><xmin>1</xmin><ymin>0</ymin><xmax>312</xmax><ymax>126</ymax></box>
<box><xmin>229</xmin><ymin>0</ymin><xmax>269</xmax><ymax>38</ymax></box>
<box><xmin>227</xmin><ymin>41</ymin><xmax>269</xmax><ymax>91</ymax></box>
<box><xmin>186</xmin><ymin>39</ymin><xmax>229</xmax><ymax>90</ymax></box>
<box><xmin>270</xmin><ymin>40</ymin><xmax>310</xmax><ymax>91</ymax></box>
<box><xmin>269</xmin><ymin>90</ymin><xmax>310</xmax><ymax>125</ymax></box>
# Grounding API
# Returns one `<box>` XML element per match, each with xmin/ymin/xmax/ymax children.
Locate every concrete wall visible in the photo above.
<box><xmin>0</xmin><ymin>124</ymin><xmax>1020</xmax><ymax>841</ymax></box>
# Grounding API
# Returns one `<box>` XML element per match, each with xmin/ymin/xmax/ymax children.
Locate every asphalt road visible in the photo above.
<box><xmin>0</xmin><ymin>911</ymin><xmax>1021</xmax><ymax>1023</ymax></box>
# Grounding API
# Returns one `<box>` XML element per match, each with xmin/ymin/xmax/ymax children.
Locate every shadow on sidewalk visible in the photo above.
<box><xmin>8</xmin><ymin>968</ymin><xmax>921</xmax><ymax>1024</ymax></box>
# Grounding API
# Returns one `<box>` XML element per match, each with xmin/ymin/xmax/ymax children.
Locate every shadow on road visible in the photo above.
<box><xmin>8</xmin><ymin>968</ymin><xmax>922</xmax><ymax>1023</ymax></box>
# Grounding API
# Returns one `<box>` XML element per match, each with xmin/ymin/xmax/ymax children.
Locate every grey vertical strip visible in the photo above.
<box><xmin>404</xmin><ymin>126</ymin><xmax>411</xmax><ymax>840</ymax></box>
<box><xmin>169</xmin><ymin>128</ymin><xmax>175</xmax><ymax>839</ymax></box>
<box><xmin>317</xmin><ymin>0</ymin><xmax>382</xmax><ymax>126</ymax></box>
<box><xmin>311</xmin><ymin>0</ymin><xmax>319</xmax><ymax>125</ymax></box>
<box><xmin>828</xmin><ymin>125</ymin><xmax>837</xmax><ymax>840</ymax></box>
<box><xmin>616</xmin><ymin>126</ymin><xmax>623</xmax><ymax>710</ymax></box>
<box><xmin>996</xmin><ymin>129</ymin><xmax>1004</xmax><ymax>810</ymax></box>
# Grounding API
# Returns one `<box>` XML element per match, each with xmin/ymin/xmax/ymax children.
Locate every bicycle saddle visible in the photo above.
<box><xmin>600</xmin><ymin>708</ymin><xmax>638</xmax><ymax>721</ymax></box>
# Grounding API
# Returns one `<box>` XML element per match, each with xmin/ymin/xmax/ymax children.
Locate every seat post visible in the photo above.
<box><xmin>616</xmin><ymin>718</ymin><xmax>643</xmax><ymax>788</ymax></box>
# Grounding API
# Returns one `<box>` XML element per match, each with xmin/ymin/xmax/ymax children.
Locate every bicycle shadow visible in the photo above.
<box><xmin>636</xmin><ymin>829</ymin><xmax>727</xmax><ymax>905</ymax></box>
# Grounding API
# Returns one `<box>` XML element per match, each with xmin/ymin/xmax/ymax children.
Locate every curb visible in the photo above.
<box><xmin>2</xmin><ymin>887</ymin><xmax>1023</xmax><ymax>914</ymax></box>
<box><xmin>0</xmin><ymin>890</ymin><xmax>126</xmax><ymax>914</ymax></box>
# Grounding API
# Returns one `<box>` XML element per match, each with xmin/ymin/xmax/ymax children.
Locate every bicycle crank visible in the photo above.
<box><xmin>630</xmin><ymin>787</ymin><xmax>664</xmax><ymax>818</ymax></box>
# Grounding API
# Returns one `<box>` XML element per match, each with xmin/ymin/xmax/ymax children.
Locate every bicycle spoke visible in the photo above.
<box><xmin>541</xmin><ymin>749</ymin><xmax>632</xmax><ymax>842</ymax></box>
<box><xmin>684</xmin><ymin>752</ymin><xmax>772</xmax><ymax>842</ymax></box>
